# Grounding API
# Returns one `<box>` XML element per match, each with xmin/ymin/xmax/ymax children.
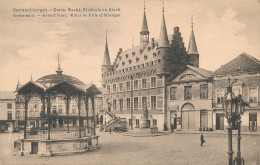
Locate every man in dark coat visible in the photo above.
<box><xmin>200</xmin><ymin>134</ymin><xmax>205</xmax><ymax>146</ymax></box>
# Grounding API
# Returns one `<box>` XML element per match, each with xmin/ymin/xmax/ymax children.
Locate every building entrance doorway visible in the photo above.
<box><xmin>216</xmin><ymin>113</ymin><xmax>224</xmax><ymax>130</ymax></box>
<box><xmin>59</xmin><ymin>118</ymin><xmax>63</xmax><ymax>127</ymax></box>
<box><xmin>170</xmin><ymin>111</ymin><xmax>177</xmax><ymax>130</ymax></box>
<box><xmin>31</xmin><ymin>142</ymin><xmax>38</xmax><ymax>154</ymax></box>
<box><xmin>249</xmin><ymin>113</ymin><xmax>257</xmax><ymax>131</ymax></box>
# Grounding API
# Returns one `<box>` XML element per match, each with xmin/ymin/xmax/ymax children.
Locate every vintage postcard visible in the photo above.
<box><xmin>0</xmin><ymin>0</ymin><xmax>260</xmax><ymax>164</ymax></box>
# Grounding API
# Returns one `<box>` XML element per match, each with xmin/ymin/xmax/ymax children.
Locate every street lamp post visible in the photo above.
<box><xmin>234</xmin><ymin>94</ymin><xmax>245</xmax><ymax>165</ymax></box>
<box><xmin>222</xmin><ymin>80</ymin><xmax>245</xmax><ymax>165</ymax></box>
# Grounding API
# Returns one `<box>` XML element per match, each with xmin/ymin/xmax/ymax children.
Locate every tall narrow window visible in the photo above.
<box><xmin>52</xmin><ymin>105</ymin><xmax>57</xmax><ymax>113</ymax></box>
<box><xmin>126</xmin><ymin>82</ymin><xmax>130</xmax><ymax>91</ymax></box>
<box><xmin>200</xmin><ymin>84</ymin><xmax>208</xmax><ymax>99</ymax></box>
<box><xmin>129</xmin><ymin>119</ymin><xmax>132</xmax><ymax>126</ymax></box>
<box><xmin>58</xmin><ymin>105</ymin><xmax>63</xmax><ymax>113</ymax></box>
<box><xmin>107</xmin><ymin>85</ymin><xmax>110</xmax><ymax>93</ymax></box>
<box><xmin>151</xmin><ymin>96</ymin><xmax>156</xmax><ymax>110</ymax></box>
<box><xmin>136</xmin><ymin>119</ymin><xmax>139</xmax><ymax>126</ymax></box>
<box><xmin>249</xmin><ymin>113</ymin><xmax>257</xmax><ymax>131</ymax></box>
<box><xmin>7</xmin><ymin>112</ymin><xmax>12</xmax><ymax>120</ymax></box>
<box><xmin>119</xmin><ymin>99</ymin><xmax>123</xmax><ymax>110</ymax></box>
<box><xmin>151</xmin><ymin>77</ymin><xmax>156</xmax><ymax>88</ymax></box>
<box><xmin>134</xmin><ymin>80</ymin><xmax>138</xmax><ymax>90</ymax></box>
<box><xmin>153</xmin><ymin>119</ymin><xmax>157</xmax><ymax>126</ymax></box>
<box><xmin>113</xmin><ymin>84</ymin><xmax>117</xmax><ymax>93</ymax></box>
<box><xmin>142</xmin><ymin>79</ymin><xmax>147</xmax><ymax>89</ymax></box>
<box><xmin>184</xmin><ymin>86</ymin><xmax>192</xmax><ymax>100</ymax></box>
<box><xmin>249</xmin><ymin>87</ymin><xmax>257</xmax><ymax>107</ymax></box>
<box><xmin>170</xmin><ymin>87</ymin><xmax>177</xmax><ymax>100</ymax></box>
<box><xmin>217</xmin><ymin>89</ymin><xmax>224</xmax><ymax>104</ymax></box>
<box><xmin>134</xmin><ymin>97</ymin><xmax>138</xmax><ymax>109</ymax></box>
<box><xmin>113</xmin><ymin>99</ymin><xmax>117</xmax><ymax>110</ymax></box>
<box><xmin>126</xmin><ymin>98</ymin><xmax>130</xmax><ymax>109</ymax></box>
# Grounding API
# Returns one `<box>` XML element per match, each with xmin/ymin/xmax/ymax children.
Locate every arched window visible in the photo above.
<box><xmin>180</xmin><ymin>74</ymin><xmax>196</xmax><ymax>80</ymax></box>
<box><xmin>181</xmin><ymin>103</ymin><xmax>195</xmax><ymax>110</ymax></box>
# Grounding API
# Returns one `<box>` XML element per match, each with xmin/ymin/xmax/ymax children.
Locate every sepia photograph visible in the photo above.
<box><xmin>0</xmin><ymin>0</ymin><xmax>260</xmax><ymax>164</ymax></box>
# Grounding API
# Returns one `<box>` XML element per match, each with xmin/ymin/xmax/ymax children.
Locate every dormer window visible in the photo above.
<box><xmin>116</xmin><ymin>64</ymin><xmax>119</xmax><ymax>68</ymax></box>
<box><xmin>132</xmin><ymin>52</ymin><xmax>135</xmax><ymax>56</ymax></box>
<box><xmin>144</xmin><ymin>55</ymin><xmax>147</xmax><ymax>60</ymax></box>
<box><xmin>125</xmin><ymin>54</ymin><xmax>129</xmax><ymax>58</ymax></box>
<box><xmin>136</xmin><ymin>57</ymin><xmax>139</xmax><ymax>62</ymax></box>
<box><xmin>122</xmin><ymin>61</ymin><xmax>125</xmax><ymax>66</ymax></box>
<box><xmin>141</xmin><ymin>64</ymin><xmax>144</xmax><ymax>68</ymax></box>
<box><xmin>128</xmin><ymin>59</ymin><xmax>132</xmax><ymax>64</ymax></box>
<box><xmin>140</xmin><ymin>49</ymin><xmax>143</xmax><ymax>54</ymax></box>
<box><xmin>148</xmin><ymin>47</ymin><xmax>151</xmax><ymax>51</ymax></box>
<box><xmin>119</xmin><ymin>56</ymin><xmax>122</xmax><ymax>60</ymax></box>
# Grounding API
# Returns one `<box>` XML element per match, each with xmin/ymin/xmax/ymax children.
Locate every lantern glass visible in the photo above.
<box><xmin>227</xmin><ymin>101</ymin><xmax>232</xmax><ymax>117</ymax></box>
<box><xmin>236</xmin><ymin>103</ymin><xmax>241</xmax><ymax>115</ymax></box>
<box><xmin>232</xmin><ymin>100</ymin><xmax>237</xmax><ymax>114</ymax></box>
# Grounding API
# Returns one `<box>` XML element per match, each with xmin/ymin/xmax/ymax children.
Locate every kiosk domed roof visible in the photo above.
<box><xmin>36</xmin><ymin>73</ymin><xmax>87</xmax><ymax>90</ymax></box>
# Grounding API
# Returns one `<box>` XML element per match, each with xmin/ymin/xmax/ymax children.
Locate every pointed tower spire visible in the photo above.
<box><xmin>141</xmin><ymin>1</ymin><xmax>149</xmax><ymax>32</ymax></box>
<box><xmin>56</xmin><ymin>52</ymin><xmax>63</xmax><ymax>75</ymax></box>
<box><xmin>158</xmin><ymin>1</ymin><xmax>169</xmax><ymax>47</ymax></box>
<box><xmin>102</xmin><ymin>30</ymin><xmax>111</xmax><ymax>66</ymax></box>
<box><xmin>101</xmin><ymin>30</ymin><xmax>112</xmax><ymax>87</ymax></box>
<box><xmin>187</xmin><ymin>15</ymin><xmax>198</xmax><ymax>55</ymax></box>
<box><xmin>140</xmin><ymin>1</ymin><xmax>149</xmax><ymax>50</ymax></box>
<box><xmin>16</xmin><ymin>76</ymin><xmax>21</xmax><ymax>92</ymax></box>
<box><xmin>188</xmin><ymin>15</ymin><xmax>199</xmax><ymax>67</ymax></box>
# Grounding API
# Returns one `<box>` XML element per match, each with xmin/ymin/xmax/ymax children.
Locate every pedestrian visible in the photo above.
<box><xmin>200</xmin><ymin>134</ymin><xmax>205</xmax><ymax>146</ymax></box>
<box><xmin>171</xmin><ymin>124</ymin><xmax>174</xmax><ymax>133</ymax></box>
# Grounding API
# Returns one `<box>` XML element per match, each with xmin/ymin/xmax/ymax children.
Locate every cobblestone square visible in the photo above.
<box><xmin>1</xmin><ymin>131</ymin><xmax>260</xmax><ymax>165</ymax></box>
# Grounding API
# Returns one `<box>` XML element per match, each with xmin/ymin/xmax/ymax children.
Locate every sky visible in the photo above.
<box><xmin>0</xmin><ymin>0</ymin><xmax>260</xmax><ymax>91</ymax></box>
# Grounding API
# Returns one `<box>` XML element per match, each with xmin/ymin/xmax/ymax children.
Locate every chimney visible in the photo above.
<box><xmin>174</xmin><ymin>27</ymin><xmax>179</xmax><ymax>35</ymax></box>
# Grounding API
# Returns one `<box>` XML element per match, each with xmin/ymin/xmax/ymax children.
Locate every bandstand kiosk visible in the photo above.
<box><xmin>17</xmin><ymin>63</ymin><xmax>101</xmax><ymax>156</ymax></box>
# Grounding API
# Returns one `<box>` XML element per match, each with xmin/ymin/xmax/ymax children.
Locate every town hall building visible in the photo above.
<box><xmin>100</xmin><ymin>4</ymin><xmax>200</xmax><ymax>131</ymax></box>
